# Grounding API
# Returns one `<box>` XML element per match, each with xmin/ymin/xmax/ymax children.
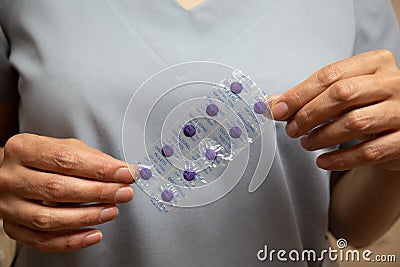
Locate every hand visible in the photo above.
<box><xmin>271</xmin><ymin>50</ymin><xmax>400</xmax><ymax>171</ymax></box>
<box><xmin>0</xmin><ymin>134</ymin><xmax>136</xmax><ymax>251</ymax></box>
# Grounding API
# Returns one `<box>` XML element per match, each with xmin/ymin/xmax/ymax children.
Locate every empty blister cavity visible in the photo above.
<box><xmin>122</xmin><ymin>62</ymin><xmax>276</xmax><ymax>213</ymax></box>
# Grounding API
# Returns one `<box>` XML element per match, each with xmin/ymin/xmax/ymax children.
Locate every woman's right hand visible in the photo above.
<box><xmin>0</xmin><ymin>133</ymin><xmax>135</xmax><ymax>252</ymax></box>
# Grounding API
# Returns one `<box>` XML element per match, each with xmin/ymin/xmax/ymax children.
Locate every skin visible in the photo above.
<box><xmin>271</xmin><ymin>50</ymin><xmax>400</xmax><ymax>247</ymax></box>
<box><xmin>176</xmin><ymin>0</ymin><xmax>205</xmax><ymax>10</ymax></box>
<box><xmin>0</xmin><ymin>120</ymin><xmax>136</xmax><ymax>251</ymax></box>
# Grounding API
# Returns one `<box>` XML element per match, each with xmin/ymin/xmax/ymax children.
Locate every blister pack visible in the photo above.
<box><xmin>122</xmin><ymin>62</ymin><xmax>276</xmax><ymax>213</ymax></box>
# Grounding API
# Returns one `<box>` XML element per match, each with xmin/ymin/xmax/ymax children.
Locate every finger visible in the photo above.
<box><xmin>3</xmin><ymin>221</ymin><xmax>103</xmax><ymax>252</ymax></box>
<box><xmin>378</xmin><ymin>159</ymin><xmax>400</xmax><ymax>172</ymax></box>
<box><xmin>267</xmin><ymin>94</ymin><xmax>281</xmax><ymax>104</ymax></box>
<box><xmin>2</xmin><ymin>198</ymin><xmax>120</xmax><ymax>231</ymax></box>
<box><xmin>52</xmin><ymin>138</ymin><xmax>116</xmax><ymax>159</ymax></box>
<box><xmin>9</xmin><ymin>167</ymin><xmax>134</xmax><ymax>203</ymax></box>
<box><xmin>45</xmin><ymin>139</ymin><xmax>140</xmax><ymax>177</ymax></box>
<box><xmin>4</xmin><ymin>134</ymin><xmax>136</xmax><ymax>183</ymax></box>
<box><xmin>286</xmin><ymin>74</ymin><xmax>394</xmax><ymax>138</ymax></box>
<box><xmin>315</xmin><ymin>130</ymin><xmax>400</xmax><ymax>171</ymax></box>
<box><xmin>300</xmin><ymin>102</ymin><xmax>400</xmax><ymax>150</ymax></box>
<box><xmin>272</xmin><ymin>50</ymin><xmax>398</xmax><ymax>121</ymax></box>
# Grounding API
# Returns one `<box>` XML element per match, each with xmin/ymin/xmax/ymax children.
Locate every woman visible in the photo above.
<box><xmin>0</xmin><ymin>0</ymin><xmax>399</xmax><ymax>266</ymax></box>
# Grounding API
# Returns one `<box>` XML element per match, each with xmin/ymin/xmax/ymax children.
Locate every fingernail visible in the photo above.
<box><xmin>286</xmin><ymin>120</ymin><xmax>299</xmax><ymax>137</ymax></box>
<box><xmin>114</xmin><ymin>167</ymin><xmax>133</xmax><ymax>183</ymax></box>
<box><xmin>300</xmin><ymin>134</ymin><xmax>312</xmax><ymax>150</ymax></box>
<box><xmin>83</xmin><ymin>232</ymin><xmax>102</xmax><ymax>246</ymax></box>
<box><xmin>115</xmin><ymin>187</ymin><xmax>134</xmax><ymax>202</ymax></box>
<box><xmin>317</xmin><ymin>157</ymin><xmax>331</xmax><ymax>169</ymax></box>
<box><xmin>272</xmin><ymin>102</ymin><xmax>289</xmax><ymax>119</ymax></box>
<box><xmin>100</xmin><ymin>207</ymin><xmax>119</xmax><ymax>223</ymax></box>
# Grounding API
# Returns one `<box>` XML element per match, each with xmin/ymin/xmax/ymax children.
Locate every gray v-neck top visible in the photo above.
<box><xmin>0</xmin><ymin>1</ymin><xmax>399</xmax><ymax>266</ymax></box>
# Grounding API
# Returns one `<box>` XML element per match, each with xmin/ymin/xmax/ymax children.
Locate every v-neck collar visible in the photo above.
<box><xmin>107</xmin><ymin>0</ymin><xmax>279</xmax><ymax>65</ymax></box>
<box><xmin>175</xmin><ymin>0</ymin><xmax>207</xmax><ymax>11</ymax></box>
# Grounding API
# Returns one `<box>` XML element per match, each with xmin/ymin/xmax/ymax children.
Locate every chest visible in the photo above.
<box><xmin>3</xmin><ymin>0</ymin><xmax>355</xmax><ymax>128</ymax></box>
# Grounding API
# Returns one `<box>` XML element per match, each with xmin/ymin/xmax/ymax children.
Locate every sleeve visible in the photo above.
<box><xmin>353</xmin><ymin>0</ymin><xmax>400</xmax><ymax>63</ymax></box>
<box><xmin>0</xmin><ymin>19</ymin><xmax>19</xmax><ymax>103</ymax></box>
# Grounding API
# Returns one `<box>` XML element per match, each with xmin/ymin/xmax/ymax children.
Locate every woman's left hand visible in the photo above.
<box><xmin>271</xmin><ymin>50</ymin><xmax>400</xmax><ymax>172</ymax></box>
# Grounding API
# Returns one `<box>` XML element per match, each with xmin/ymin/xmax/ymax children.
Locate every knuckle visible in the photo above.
<box><xmin>292</xmin><ymin>89</ymin><xmax>306</xmax><ymax>107</ymax></box>
<box><xmin>94</xmin><ymin>186</ymin><xmax>112</xmax><ymax>202</ymax></box>
<box><xmin>79</xmin><ymin>210</ymin><xmax>96</xmax><ymax>225</ymax></box>
<box><xmin>52</xmin><ymin>148</ymin><xmax>79</xmax><ymax>170</ymax></box>
<box><xmin>44</xmin><ymin>178</ymin><xmax>68</xmax><ymax>200</ymax></box>
<box><xmin>94</xmin><ymin>162</ymin><xmax>112</xmax><ymax>179</ymax></box>
<box><xmin>4</xmin><ymin>134</ymin><xmax>25</xmax><ymax>156</ymax></box>
<box><xmin>2</xmin><ymin>221</ymin><xmax>17</xmax><ymax>240</ymax></box>
<box><xmin>66</xmin><ymin>138</ymin><xmax>85</xmax><ymax>146</ymax></box>
<box><xmin>28</xmin><ymin>239</ymin><xmax>50</xmax><ymax>252</ymax></box>
<box><xmin>293</xmin><ymin>90</ymin><xmax>307</xmax><ymax>106</ymax></box>
<box><xmin>361</xmin><ymin>145</ymin><xmax>383</xmax><ymax>162</ymax></box>
<box><xmin>0</xmin><ymin>171</ymin><xmax>7</xmax><ymax>190</ymax></box>
<box><xmin>0</xmin><ymin>200</ymin><xmax>9</xmax><ymax>217</ymax></box>
<box><xmin>392</xmin><ymin>73</ymin><xmax>400</xmax><ymax>87</ymax></box>
<box><xmin>376</xmin><ymin>49</ymin><xmax>395</xmax><ymax>63</ymax></box>
<box><xmin>331</xmin><ymin>80</ymin><xmax>356</xmax><ymax>102</ymax></box>
<box><xmin>296</xmin><ymin>107</ymin><xmax>311</xmax><ymax>123</ymax></box>
<box><xmin>332</xmin><ymin>155</ymin><xmax>346</xmax><ymax>170</ymax></box>
<box><xmin>316</xmin><ymin>64</ymin><xmax>343</xmax><ymax>86</ymax></box>
<box><xmin>64</xmin><ymin>235</ymin><xmax>80</xmax><ymax>251</ymax></box>
<box><xmin>344</xmin><ymin>111</ymin><xmax>371</xmax><ymax>132</ymax></box>
<box><xmin>66</xmin><ymin>138</ymin><xmax>83</xmax><ymax>143</ymax></box>
<box><xmin>31</xmin><ymin>210</ymin><xmax>56</xmax><ymax>230</ymax></box>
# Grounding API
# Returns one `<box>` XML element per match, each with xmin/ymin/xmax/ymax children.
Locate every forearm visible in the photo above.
<box><xmin>329</xmin><ymin>165</ymin><xmax>400</xmax><ymax>247</ymax></box>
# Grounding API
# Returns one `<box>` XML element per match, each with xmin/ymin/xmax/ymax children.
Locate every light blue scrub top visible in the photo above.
<box><xmin>0</xmin><ymin>1</ymin><xmax>399</xmax><ymax>266</ymax></box>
